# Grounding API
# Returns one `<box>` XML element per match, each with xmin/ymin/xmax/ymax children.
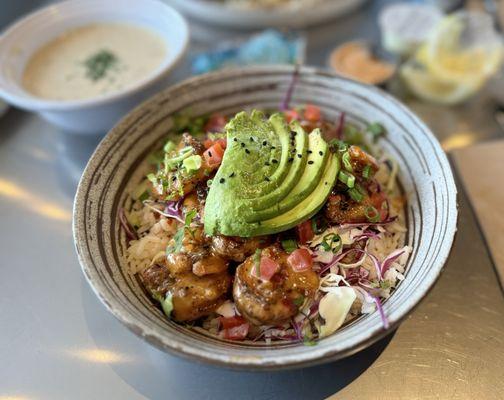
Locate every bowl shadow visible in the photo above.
<box><xmin>81</xmin><ymin>277</ymin><xmax>395</xmax><ymax>400</ymax></box>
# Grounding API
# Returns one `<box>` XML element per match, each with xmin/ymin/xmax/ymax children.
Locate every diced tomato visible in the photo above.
<box><xmin>204</xmin><ymin>114</ymin><xmax>227</xmax><ymax>133</ymax></box>
<box><xmin>287</xmin><ymin>248</ymin><xmax>313</xmax><ymax>272</ymax></box>
<box><xmin>204</xmin><ymin>137</ymin><xmax>227</xmax><ymax>150</ymax></box>
<box><xmin>222</xmin><ymin>323</ymin><xmax>249</xmax><ymax>340</ymax></box>
<box><xmin>219</xmin><ymin>315</ymin><xmax>246</xmax><ymax>330</ymax></box>
<box><xmin>296</xmin><ymin>220</ymin><xmax>314</xmax><ymax>244</ymax></box>
<box><xmin>285</xmin><ymin>109</ymin><xmax>300</xmax><ymax>123</ymax></box>
<box><xmin>304</xmin><ymin>104</ymin><xmax>321</xmax><ymax>122</ymax></box>
<box><xmin>203</xmin><ymin>141</ymin><xmax>225</xmax><ymax>168</ymax></box>
<box><xmin>203</xmin><ymin>138</ymin><xmax>214</xmax><ymax>149</ymax></box>
<box><xmin>260</xmin><ymin>256</ymin><xmax>280</xmax><ymax>281</ymax></box>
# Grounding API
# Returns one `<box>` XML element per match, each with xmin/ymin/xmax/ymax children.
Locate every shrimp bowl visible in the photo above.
<box><xmin>73</xmin><ymin>66</ymin><xmax>457</xmax><ymax>369</ymax></box>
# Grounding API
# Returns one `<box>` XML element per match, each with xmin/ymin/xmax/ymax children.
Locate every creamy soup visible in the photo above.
<box><xmin>23</xmin><ymin>23</ymin><xmax>167</xmax><ymax>101</ymax></box>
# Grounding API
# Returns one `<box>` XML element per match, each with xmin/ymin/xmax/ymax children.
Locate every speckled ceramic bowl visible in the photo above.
<box><xmin>73</xmin><ymin>66</ymin><xmax>458</xmax><ymax>370</ymax></box>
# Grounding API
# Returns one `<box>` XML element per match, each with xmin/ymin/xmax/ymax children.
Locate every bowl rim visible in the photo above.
<box><xmin>73</xmin><ymin>65</ymin><xmax>458</xmax><ymax>370</ymax></box>
<box><xmin>0</xmin><ymin>0</ymin><xmax>189</xmax><ymax>112</ymax></box>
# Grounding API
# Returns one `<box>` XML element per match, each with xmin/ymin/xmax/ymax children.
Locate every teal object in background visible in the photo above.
<box><xmin>192</xmin><ymin>30</ymin><xmax>305</xmax><ymax>74</ymax></box>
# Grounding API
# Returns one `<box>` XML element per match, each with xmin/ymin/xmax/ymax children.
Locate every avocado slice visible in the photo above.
<box><xmin>204</xmin><ymin>110</ymin><xmax>340</xmax><ymax>237</ymax></box>
<box><xmin>246</xmin><ymin>126</ymin><xmax>329</xmax><ymax>222</ymax></box>
<box><xmin>241</xmin><ymin>153</ymin><xmax>340</xmax><ymax>236</ymax></box>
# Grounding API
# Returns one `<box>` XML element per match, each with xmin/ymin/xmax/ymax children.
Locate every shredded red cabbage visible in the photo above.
<box><xmin>353</xmin><ymin>286</ymin><xmax>389</xmax><ymax>329</ymax></box>
<box><xmin>164</xmin><ymin>198</ymin><xmax>184</xmax><ymax>223</ymax></box>
<box><xmin>380</xmin><ymin>248</ymin><xmax>406</xmax><ymax>276</ymax></box>
<box><xmin>118</xmin><ymin>208</ymin><xmax>138</xmax><ymax>242</ymax></box>
<box><xmin>339</xmin><ymin>216</ymin><xmax>397</xmax><ymax>229</ymax></box>
<box><xmin>280</xmin><ymin>64</ymin><xmax>300</xmax><ymax>111</ymax></box>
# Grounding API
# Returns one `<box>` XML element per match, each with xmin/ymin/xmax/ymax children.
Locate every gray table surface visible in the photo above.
<box><xmin>1</xmin><ymin>1</ymin><xmax>504</xmax><ymax>399</ymax></box>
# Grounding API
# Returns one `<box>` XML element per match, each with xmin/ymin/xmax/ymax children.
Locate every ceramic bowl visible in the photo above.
<box><xmin>0</xmin><ymin>0</ymin><xmax>188</xmax><ymax>135</ymax></box>
<box><xmin>73</xmin><ymin>66</ymin><xmax>458</xmax><ymax>370</ymax></box>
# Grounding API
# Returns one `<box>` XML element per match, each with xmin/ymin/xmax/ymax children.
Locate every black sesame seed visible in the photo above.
<box><xmin>297</xmin><ymin>154</ymin><xmax>302</xmax><ymax>158</ymax></box>
<box><xmin>308</xmin><ymin>150</ymin><xmax>313</xmax><ymax>154</ymax></box>
<box><xmin>265</xmin><ymin>162</ymin><xmax>270</xmax><ymax>166</ymax></box>
<box><xmin>272</xmin><ymin>159</ymin><xmax>278</xmax><ymax>164</ymax></box>
<box><xmin>262</xmin><ymin>140</ymin><xmax>267</xmax><ymax>146</ymax></box>
<box><xmin>241</xmin><ymin>142</ymin><xmax>245</xmax><ymax>148</ymax></box>
<box><xmin>319</xmin><ymin>151</ymin><xmax>324</xmax><ymax>156</ymax></box>
<box><xmin>220</xmin><ymin>178</ymin><xmax>225</xmax><ymax>184</ymax></box>
<box><xmin>288</xmin><ymin>157</ymin><xmax>294</xmax><ymax>162</ymax></box>
<box><xmin>172</xmin><ymin>176</ymin><xmax>177</xmax><ymax>181</ymax></box>
<box><xmin>265</xmin><ymin>176</ymin><xmax>270</xmax><ymax>182</ymax></box>
<box><xmin>271</xmin><ymin>146</ymin><xmax>276</xmax><ymax>150</ymax></box>
<box><xmin>308</xmin><ymin>160</ymin><xmax>314</xmax><ymax>165</ymax></box>
<box><xmin>290</xmin><ymin>130</ymin><xmax>297</xmax><ymax>136</ymax></box>
<box><xmin>229</xmin><ymin>172</ymin><xmax>235</xmax><ymax>178</ymax></box>
<box><xmin>233</xmin><ymin>137</ymin><xmax>238</xmax><ymax>142</ymax></box>
<box><xmin>245</xmin><ymin>149</ymin><xmax>250</xmax><ymax>154</ymax></box>
<box><xmin>324</xmin><ymin>181</ymin><xmax>328</xmax><ymax>185</ymax></box>
<box><xmin>208</xmin><ymin>151</ymin><xmax>213</xmax><ymax>157</ymax></box>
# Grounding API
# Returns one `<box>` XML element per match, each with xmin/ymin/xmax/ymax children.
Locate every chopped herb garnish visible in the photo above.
<box><xmin>293</xmin><ymin>295</ymin><xmax>305</xmax><ymax>307</ymax></box>
<box><xmin>367</xmin><ymin>122</ymin><xmax>386</xmax><ymax>142</ymax></box>
<box><xmin>281</xmin><ymin>239</ymin><xmax>298</xmax><ymax>253</ymax></box>
<box><xmin>84</xmin><ymin>50</ymin><xmax>118</xmax><ymax>81</ymax></box>
<box><xmin>207</xmin><ymin>179</ymin><xmax>213</xmax><ymax>187</ymax></box>
<box><xmin>182</xmin><ymin>154</ymin><xmax>202</xmax><ymax>172</ymax></box>
<box><xmin>320</xmin><ymin>233</ymin><xmax>342</xmax><ymax>253</ymax></box>
<box><xmin>138</xmin><ymin>190</ymin><xmax>150</xmax><ymax>202</ymax></box>
<box><xmin>163</xmin><ymin>140</ymin><xmax>176</xmax><ymax>153</ymax></box>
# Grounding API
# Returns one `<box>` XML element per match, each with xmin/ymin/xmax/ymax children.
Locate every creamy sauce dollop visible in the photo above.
<box><xmin>23</xmin><ymin>23</ymin><xmax>167</xmax><ymax>101</ymax></box>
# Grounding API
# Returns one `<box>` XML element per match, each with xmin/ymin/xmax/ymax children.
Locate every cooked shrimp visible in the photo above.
<box><xmin>171</xmin><ymin>272</ymin><xmax>231</xmax><ymax>322</ymax></box>
<box><xmin>233</xmin><ymin>245</ymin><xmax>319</xmax><ymax>326</ymax></box>
<box><xmin>211</xmin><ymin>235</ymin><xmax>271</xmax><ymax>262</ymax></box>
<box><xmin>324</xmin><ymin>191</ymin><xmax>387</xmax><ymax>224</ymax></box>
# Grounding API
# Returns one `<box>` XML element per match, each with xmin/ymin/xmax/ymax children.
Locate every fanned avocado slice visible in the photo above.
<box><xmin>243</xmin><ymin>153</ymin><xmax>340</xmax><ymax>236</ymax></box>
<box><xmin>204</xmin><ymin>110</ymin><xmax>339</xmax><ymax>237</ymax></box>
<box><xmin>225</xmin><ymin>111</ymin><xmax>290</xmax><ymax>196</ymax></box>
<box><xmin>246</xmin><ymin>117</ymin><xmax>308</xmax><ymax>211</ymax></box>
<box><xmin>246</xmin><ymin>127</ymin><xmax>329</xmax><ymax>222</ymax></box>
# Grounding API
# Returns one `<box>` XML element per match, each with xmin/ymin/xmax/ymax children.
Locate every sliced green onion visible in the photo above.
<box><xmin>138</xmin><ymin>190</ymin><xmax>150</xmax><ymax>202</ymax></box>
<box><xmin>365</xmin><ymin>206</ymin><xmax>380</xmax><ymax>223</ymax></box>
<box><xmin>160</xmin><ymin>293</ymin><xmax>173</xmax><ymax>317</ymax></box>
<box><xmin>367</xmin><ymin>122</ymin><xmax>386</xmax><ymax>142</ymax></box>
<box><xmin>293</xmin><ymin>295</ymin><xmax>305</xmax><ymax>307</ymax></box>
<box><xmin>163</xmin><ymin>140</ymin><xmax>176</xmax><ymax>153</ymax></box>
<box><xmin>342</xmin><ymin>151</ymin><xmax>353</xmax><ymax>172</ymax></box>
<box><xmin>165</xmin><ymin>147</ymin><xmax>194</xmax><ymax>170</ymax></box>
<box><xmin>281</xmin><ymin>239</ymin><xmax>298</xmax><ymax>253</ymax></box>
<box><xmin>320</xmin><ymin>233</ymin><xmax>342</xmax><ymax>253</ymax></box>
<box><xmin>206</xmin><ymin>179</ymin><xmax>213</xmax><ymax>187</ymax></box>
<box><xmin>338</xmin><ymin>170</ymin><xmax>355</xmax><ymax>188</ymax></box>
<box><xmin>362</xmin><ymin>164</ymin><xmax>372</xmax><ymax>179</ymax></box>
<box><xmin>147</xmin><ymin>173</ymin><xmax>157</xmax><ymax>185</ymax></box>
<box><xmin>183</xmin><ymin>154</ymin><xmax>202</xmax><ymax>172</ymax></box>
<box><xmin>348</xmin><ymin>187</ymin><xmax>364</xmax><ymax>202</ymax></box>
